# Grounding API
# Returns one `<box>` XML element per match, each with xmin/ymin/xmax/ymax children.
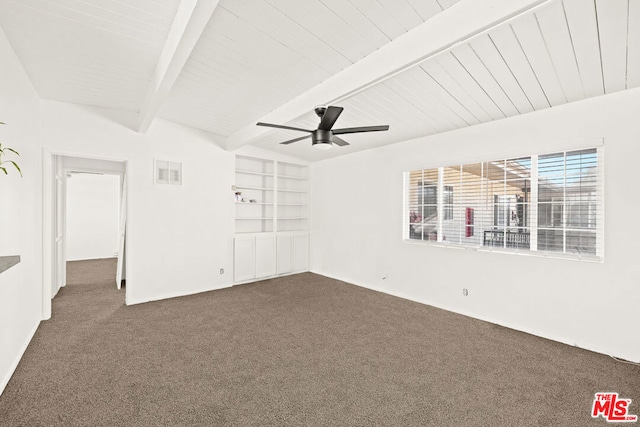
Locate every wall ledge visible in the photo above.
<box><xmin>0</xmin><ymin>256</ymin><xmax>20</xmax><ymax>275</ymax></box>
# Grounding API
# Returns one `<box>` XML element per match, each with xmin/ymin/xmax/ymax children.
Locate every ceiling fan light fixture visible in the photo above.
<box><xmin>312</xmin><ymin>140</ymin><xmax>333</xmax><ymax>150</ymax></box>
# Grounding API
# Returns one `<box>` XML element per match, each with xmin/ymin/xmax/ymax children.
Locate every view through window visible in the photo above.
<box><xmin>405</xmin><ymin>147</ymin><xmax>602</xmax><ymax>260</ymax></box>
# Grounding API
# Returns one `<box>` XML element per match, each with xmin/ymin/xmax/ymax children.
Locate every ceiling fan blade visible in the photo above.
<box><xmin>332</xmin><ymin>125</ymin><xmax>389</xmax><ymax>135</ymax></box>
<box><xmin>332</xmin><ymin>136</ymin><xmax>350</xmax><ymax>147</ymax></box>
<box><xmin>280</xmin><ymin>134</ymin><xmax>311</xmax><ymax>145</ymax></box>
<box><xmin>318</xmin><ymin>106</ymin><xmax>344</xmax><ymax>131</ymax></box>
<box><xmin>257</xmin><ymin>122</ymin><xmax>312</xmax><ymax>133</ymax></box>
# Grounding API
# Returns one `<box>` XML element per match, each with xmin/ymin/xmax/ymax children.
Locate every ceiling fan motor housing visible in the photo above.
<box><xmin>312</xmin><ymin>129</ymin><xmax>332</xmax><ymax>147</ymax></box>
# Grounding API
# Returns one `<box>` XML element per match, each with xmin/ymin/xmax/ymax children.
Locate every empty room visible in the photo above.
<box><xmin>0</xmin><ymin>0</ymin><xmax>638</xmax><ymax>426</ymax></box>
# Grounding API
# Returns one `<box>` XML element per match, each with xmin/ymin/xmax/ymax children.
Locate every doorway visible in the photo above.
<box><xmin>65</xmin><ymin>172</ymin><xmax>121</xmax><ymax>291</ymax></box>
<box><xmin>43</xmin><ymin>153</ymin><xmax>128</xmax><ymax>320</ymax></box>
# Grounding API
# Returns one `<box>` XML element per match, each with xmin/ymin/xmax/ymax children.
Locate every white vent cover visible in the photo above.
<box><xmin>155</xmin><ymin>159</ymin><xmax>182</xmax><ymax>185</ymax></box>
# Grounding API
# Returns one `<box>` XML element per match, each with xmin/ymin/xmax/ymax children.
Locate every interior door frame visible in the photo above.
<box><xmin>42</xmin><ymin>149</ymin><xmax>130</xmax><ymax>320</ymax></box>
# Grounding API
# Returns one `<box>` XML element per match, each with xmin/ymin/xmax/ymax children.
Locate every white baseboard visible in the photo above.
<box><xmin>125</xmin><ymin>283</ymin><xmax>233</xmax><ymax>306</ymax></box>
<box><xmin>309</xmin><ymin>269</ymin><xmax>640</xmax><ymax>364</ymax></box>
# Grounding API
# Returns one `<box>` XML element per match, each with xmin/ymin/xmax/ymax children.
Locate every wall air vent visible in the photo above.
<box><xmin>154</xmin><ymin>159</ymin><xmax>182</xmax><ymax>185</ymax></box>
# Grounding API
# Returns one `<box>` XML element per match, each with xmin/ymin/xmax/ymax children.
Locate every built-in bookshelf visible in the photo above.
<box><xmin>277</xmin><ymin>162</ymin><xmax>308</xmax><ymax>232</ymax></box>
<box><xmin>234</xmin><ymin>156</ymin><xmax>308</xmax><ymax>234</ymax></box>
<box><xmin>234</xmin><ymin>156</ymin><xmax>310</xmax><ymax>283</ymax></box>
<box><xmin>235</xmin><ymin>156</ymin><xmax>275</xmax><ymax>233</ymax></box>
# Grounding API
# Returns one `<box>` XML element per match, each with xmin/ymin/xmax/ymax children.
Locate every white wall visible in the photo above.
<box><xmin>41</xmin><ymin>101</ymin><xmax>236</xmax><ymax>305</ymax></box>
<box><xmin>0</xmin><ymin>27</ymin><xmax>43</xmax><ymax>394</ymax></box>
<box><xmin>66</xmin><ymin>173</ymin><xmax>120</xmax><ymax>261</ymax></box>
<box><xmin>310</xmin><ymin>87</ymin><xmax>640</xmax><ymax>363</ymax></box>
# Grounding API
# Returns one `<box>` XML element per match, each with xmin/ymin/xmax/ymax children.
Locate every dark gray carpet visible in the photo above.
<box><xmin>0</xmin><ymin>259</ymin><xmax>638</xmax><ymax>426</ymax></box>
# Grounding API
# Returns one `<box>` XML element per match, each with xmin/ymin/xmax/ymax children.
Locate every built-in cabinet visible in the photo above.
<box><xmin>233</xmin><ymin>156</ymin><xmax>309</xmax><ymax>283</ymax></box>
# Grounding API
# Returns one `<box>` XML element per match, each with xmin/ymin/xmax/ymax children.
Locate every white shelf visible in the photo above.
<box><xmin>278</xmin><ymin>174</ymin><xmax>308</xmax><ymax>180</ymax></box>
<box><xmin>235</xmin><ymin>156</ymin><xmax>308</xmax><ymax>234</ymax></box>
<box><xmin>277</xmin><ymin>188</ymin><xmax>306</xmax><ymax>193</ymax></box>
<box><xmin>237</xmin><ymin>169</ymin><xmax>274</xmax><ymax>177</ymax></box>
<box><xmin>236</xmin><ymin>185</ymin><xmax>273</xmax><ymax>191</ymax></box>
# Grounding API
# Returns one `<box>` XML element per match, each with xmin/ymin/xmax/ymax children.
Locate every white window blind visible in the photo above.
<box><xmin>405</xmin><ymin>147</ymin><xmax>603</xmax><ymax>261</ymax></box>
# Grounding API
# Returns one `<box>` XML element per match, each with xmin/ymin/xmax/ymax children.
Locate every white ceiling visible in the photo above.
<box><xmin>0</xmin><ymin>0</ymin><xmax>637</xmax><ymax>161</ymax></box>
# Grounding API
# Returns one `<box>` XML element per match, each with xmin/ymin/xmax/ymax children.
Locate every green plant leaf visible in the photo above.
<box><xmin>5</xmin><ymin>147</ymin><xmax>19</xmax><ymax>156</ymax></box>
<box><xmin>0</xmin><ymin>167</ymin><xmax>7</xmax><ymax>175</ymax></box>
<box><xmin>7</xmin><ymin>160</ymin><xmax>22</xmax><ymax>176</ymax></box>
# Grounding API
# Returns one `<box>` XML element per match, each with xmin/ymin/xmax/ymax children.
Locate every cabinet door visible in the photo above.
<box><xmin>255</xmin><ymin>235</ymin><xmax>276</xmax><ymax>278</ymax></box>
<box><xmin>277</xmin><ymin>235</ymin><xmax>293</xmax><ymax>275</ymax></box>
<box><xmin>293</xmin><ymin>233</ymin><xmax>309</xmax><ymax>272</ymax></box>
<box><xmin>234</xmin><ymin>236</ymin><xmax>255</xmax><ymax>282</ymax></box>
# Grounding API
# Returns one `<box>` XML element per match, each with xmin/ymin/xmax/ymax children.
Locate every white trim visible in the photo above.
<box><xmin>404</xmin><ymin>141</ymin><xmax>604</xmax><ymax>262</ymax></box>
<box><xmin>42</xmin><ymin>149</ymin><xmax>130</xmax><ymax>320</ymax></box>
<box><xmin>310</xmin><ymin>270</ymin><xmax>639</xmax><ymax>363</ymax></box>
<box><xmin>125</xmin><ymin>283</ymin><xmax>232</xmax><ymax>306</ymax></box>
<box><xmin>137</xmin><ymin>0</ymin><xmax>221</xmax><ymax>132</ymax></box>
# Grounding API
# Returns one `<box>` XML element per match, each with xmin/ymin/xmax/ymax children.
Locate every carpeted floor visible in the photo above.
<box><xmin>0</xmin><ymin>259</ymin><xmax>638</xmax><ymax>426</ymax></box>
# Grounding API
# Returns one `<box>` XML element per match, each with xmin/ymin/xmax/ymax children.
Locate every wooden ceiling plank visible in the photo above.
<box><xmin>397</xmin><ymin>70</ymin><xmax>469</xmax><ymax>130</ymax></box>
<box><xmin>46</xmin><ymin>0</ymin><xmax>173</xmax><ymax>37</ymax></box>
<box><xmin>450</xmin><ymin>43</ymin><xmax>520</xmax><ymax>117</ymax></box>
<box><xmin>404</xmin><ymin>0</ymin><xmax>444</xmax><ymax>22</ymax></box>
<box><xmin>417</xmin><ymin>64</ymin><xmax>480</xmax><ymax>126</ymax></box>
<box><xmin>436</xmin><ymin>51</ymin><xmax>506</xmax><ymax>120</ymax></box>
<box><xmin>595</xmin><ymin>0</ymin><xmax>628</xmax><ymax>94</ymax></box>
<box><xmin>208</xmin><ymin>9</ymin><xmax>331</xmax><ymax>85</ymax></box>
<box><xmin>468</xmin><ymin>35</ymin><xmax>535</xmax><ymax>115</ymax></box>
<box><xmin>562</xmin><ymin>0</ymin><xmax>604</xmax><ymax>98</ymax></box>
<box><xmin>88</xmin><ymin>0</ymin><xmax>178</xmax><ymax>25</ymax></box>
<box><xmin>137</xmin><ymin>0</ymin><xmax>222</xmax><ymax>132</ymax></box>
<box><xmin>226</xmin><ymin>0</ymin><xmax>550</xmax><ymax>149</ymax></box>
<box><xmin>627</xmin><ymin>0</ymin><xmax>640</xmax><ymax>89</ymax></box>
<box><xmin>222</xmin><ymin>0</ymin><xmax>347</xmax><ymax>75</ymax></box>
<box><xmin>375</xmin><ymin>0</ymin><xmax>424</xmax><ymax>31</ymax></box>
<box><xmin>385</xmin><ymin>71</ymin><xmax>460</xmax><ymax>130</ymax></box>
<box><xmin>510</xmin><ymin>11</ymin><xmax>568</xmax><ymax>106</ymax></box>
<box><xmin>487</xmin><ymin>24</ymin><xmax>550</xmax><ymax>110</ymax></box>
<box><xmin>264</xmin><ymin>0</ymin><xmax>368</xmax><ymax>63</ymax></box>
<box><xmin>364</xmin><ymin>83</ymin><xmax>446</xmax><ymax>134</ymax></box>
<box><xmin>346</xmin><ymin>0</ymin><xmax>407</xmax><ymax>40</ymax></box>
<box><xmin>438</xmin><ymin>0</ymin><xmax>464</xmax><ymax>9</ymax></box>
<box><xmin>534</xmin><ymin>1</ymin><xmax>585</xmax><ymax>102</ymax></box>
<box><xmin>318</xmin><ymin>0</ymin><xmax>390</xmax><ymax>48</ymax></box>
<box><xmin>31</xmin><ymin>0</ymin><xmax>167</xmax><ymax>45</ymax></box>
<box><xmin>381</xmin><ymin>78</ymin><xmax>454</xmax><ymax>134</ymax></box>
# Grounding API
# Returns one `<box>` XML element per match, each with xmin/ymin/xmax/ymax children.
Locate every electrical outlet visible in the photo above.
<box><xmin>463</xmin><ymin>288</ymin><xmax>469</xmax><ymax>296</ymax></box>
<box><xmin>219</xmin><ymin>268</ymin><xmax>224</xmax><ymax>275</ymax></box>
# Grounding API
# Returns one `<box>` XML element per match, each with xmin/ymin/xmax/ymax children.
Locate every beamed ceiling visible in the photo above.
<box><xmin>0</xmin><ymin>0</ymin><xmax>638</xmax><ymax>161</ymax></box>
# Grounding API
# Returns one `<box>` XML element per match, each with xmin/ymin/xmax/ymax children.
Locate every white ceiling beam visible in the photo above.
<box><xmin>137</xmin><ymin>0</ymin><xmax>220</xmax><ymax>133</ymax></box>
<box><xmin>225</xmin><ymin>0</ymin><xmax>552</xmax><ymax>150</ymax></box>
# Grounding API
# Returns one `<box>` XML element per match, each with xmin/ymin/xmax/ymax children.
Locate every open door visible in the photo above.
<box><xmin>52</xmin><ymin>156</ymin><xmax>66</xmax><ymax>297</ymax></box>
<box><xmin>115</xmin><ymin>173</ymin><xmax>127</xmax><ymax>289</ymax></box>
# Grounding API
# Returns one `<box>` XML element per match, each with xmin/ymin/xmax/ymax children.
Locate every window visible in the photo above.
<box><xmin>405</xmin><ymin>147</ymin><xmax>602</xmax><ymax>260</ymax></box>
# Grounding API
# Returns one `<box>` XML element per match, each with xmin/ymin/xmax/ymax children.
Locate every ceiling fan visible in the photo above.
<box><xmin>256</xmin><ymin>106</ymin><xmax>389</xmax><ymax>150</ymax></box>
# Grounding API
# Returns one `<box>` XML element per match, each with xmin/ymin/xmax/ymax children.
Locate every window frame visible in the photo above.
<box><xmin>403</xmin><ymin>144</ymin><xmax>604</xmax><ymax>262</ymax></box>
